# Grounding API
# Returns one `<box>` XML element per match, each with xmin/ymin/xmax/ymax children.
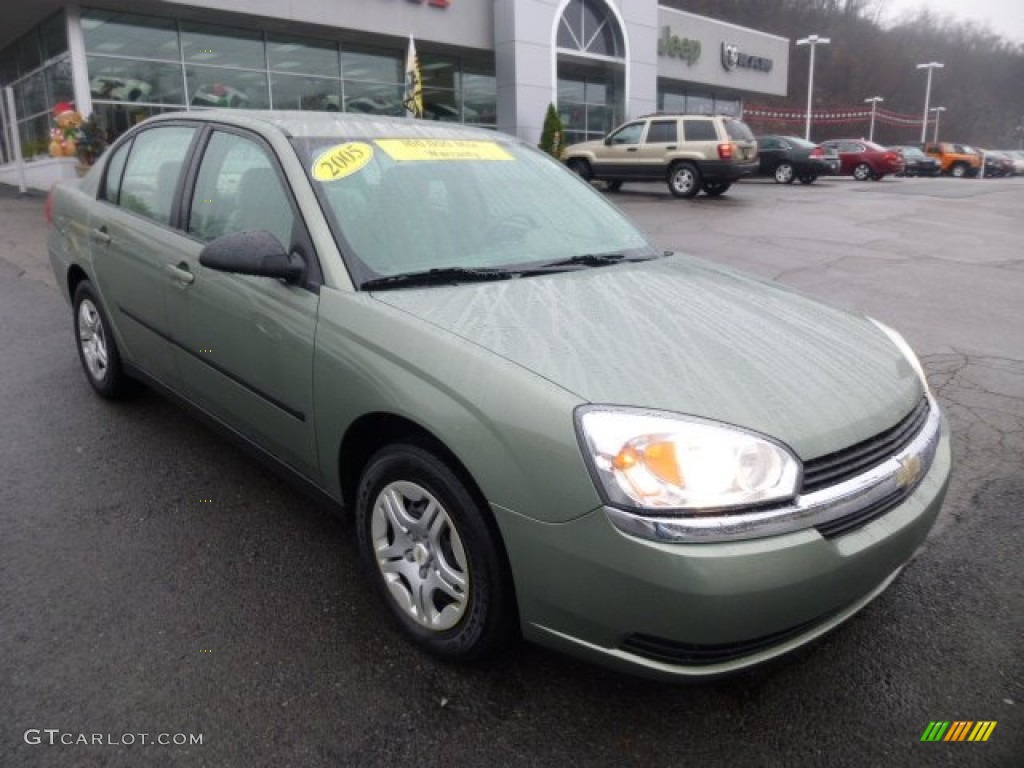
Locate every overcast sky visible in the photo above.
<box><xmin>880</xmin><ymin>0</ymin><xmax>1024</xmax><ymax>44</ymax></box>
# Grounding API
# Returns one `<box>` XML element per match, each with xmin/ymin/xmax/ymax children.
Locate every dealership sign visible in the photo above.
<box><xmin>721</xmin><ymin>42</ymin><xmax>773</xmax><ymax>73</ymax></box>
<box><xmin>657</xmin><ymin>26</ymin><xmax>701</xmax><ymax>66</ymax></box>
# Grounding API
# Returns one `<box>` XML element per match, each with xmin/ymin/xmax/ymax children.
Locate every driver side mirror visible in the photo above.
<box><xmin>199</xmin><ymin>230</ymin><xmax>305</xmax><ymax>283</ymax></box>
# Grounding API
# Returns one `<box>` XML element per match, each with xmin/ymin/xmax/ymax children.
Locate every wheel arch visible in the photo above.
<box><xmin>67</xmin><ymin>263</ymin><xmax>92</xmax><ymax>303</ymax></box>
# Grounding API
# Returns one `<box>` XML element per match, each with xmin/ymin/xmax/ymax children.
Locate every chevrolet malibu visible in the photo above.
<box><xmin>48</xmin><ymin>111</ymin><xmax>950</xmax><ymax>680</ymax></box>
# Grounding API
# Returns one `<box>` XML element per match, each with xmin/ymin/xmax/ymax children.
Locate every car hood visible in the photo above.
<box><xmin>372</xmin><ymin>255</ymin><xmax>922</xmax><ymax>460</ymax></box>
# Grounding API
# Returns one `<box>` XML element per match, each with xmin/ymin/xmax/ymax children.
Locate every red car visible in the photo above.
<box><xmin>820</xmin><ymin>139</ymin><xmax>905</xmax><ymax>181</ymax></box>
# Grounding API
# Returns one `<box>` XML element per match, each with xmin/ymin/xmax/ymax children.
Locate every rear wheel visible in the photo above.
<box><xmin>72</xmin><ymin>280</ymin><xmax>134</xmax><ymax>399</ymax></box>
<box><xmin>853</xmin><ymin>163</ymin><xmax>872</xmax><ymax>181</ymax></box>
<box><xmin>702</xmin><ymin>181</ymin><xmax>731</xmax><ymax>196</ymax></box>
<box><xmin>774</xmin><ymin>163</ymin><xmax>795</xmax><ymax>184</ymax></box>
<box><xmin>355</xmin><ymin>443</ymin><xmax>513</xmax><ymax>660</ymax></box>
<box><xmin>950</xmin><ymin>162</ymin><xmax>968</xmax><ymax>178</ymax></box>
<box><xmin>798</xmin><ymin>175</ymin><xmax>817</xmax><ymax>184</ymax></box>
<box><xmin>667</xmin><ymin>162</ymin><xmax>701</xmax><ymax>198</ymax></box>
<box><xmin>567</xmin><ymin>158</ymin><xmax>592</xmax><ymax>181</ymax></box>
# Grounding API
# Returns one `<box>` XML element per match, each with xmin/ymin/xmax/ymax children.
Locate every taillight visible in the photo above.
<box><xmin>885</xmin><ymin>151</ymin><xmax>899</xmax><ymax>163</ymax></box>
<box><xmin>809</xmin><ymin>147</ymin><xmax>823</xmax><ymax>159</ymax></box>
<box><xmin>717</xmin><ymin>142</ymin><xmax>734</xmax><ymax>160</ymax></box>
<box><xmin>44</xmin><ymin>188</ymin><xmax>54</xmax><ymax>225</ymax></box>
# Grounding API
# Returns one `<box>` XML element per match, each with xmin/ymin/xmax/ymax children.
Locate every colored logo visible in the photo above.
<box><xmin>920</xmin><ymin>721</ymin><xmax>997</xmax><ymax>742</ymax></box>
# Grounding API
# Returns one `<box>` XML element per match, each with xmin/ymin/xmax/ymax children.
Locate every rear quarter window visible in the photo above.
<box><xmin>682</xmin><ymin>119</ymin><xmax>717</xmax><ymax>142</ymax></box>
<box><xmin>724</xmin><ymin>120</ymin><xmax>754</xmax><ymax>141</ymax></box>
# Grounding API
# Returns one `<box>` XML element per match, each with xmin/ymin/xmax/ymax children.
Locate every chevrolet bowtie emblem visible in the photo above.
<box><xmin>895</xmin><ymin>454</ymin><xmax>923</xmax><ymax>489</ymax></box>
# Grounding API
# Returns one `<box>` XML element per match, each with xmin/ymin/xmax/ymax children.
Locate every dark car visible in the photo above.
<box><xmin>890</xmin><ymin>146</ymin><xmax>940</xmax><ymax>177</ymax></box>
<box><xmin>820</xmin><ymin>139</ymin><xmax>905</xmax><ymax>181</ymax></box>
<box><xmin>978</xmin><ymin>149</ymin><xmax>1013</xmax><ymax>178</ymax></box>
<box><xmin>755</xmin><ymin>135</ymin><xmax>839</xmax><ymax>184</ymax></box>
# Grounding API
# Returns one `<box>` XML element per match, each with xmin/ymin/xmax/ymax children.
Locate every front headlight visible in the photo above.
<box><xmin>868</xmin><ymin>318</ymin><xmax>931</xmax><ymax>395</ymax></box>
<box><xmin>576</xmin><ymin>408</ymin><xmax>801</xmax><ymax>512</ymax></box>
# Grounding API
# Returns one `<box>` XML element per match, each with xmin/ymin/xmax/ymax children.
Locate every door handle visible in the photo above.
<box><xmin>666</xmin><ymin>145</ymin><xmax>677</xmax><ymax>150</ymax></box>
<box><xmin>626</xmin><ymin>147</ymin><xmax>638</xmax><ymax>152</ymax></box>
<box><xmin>165</xmin><ymin>262</ymin><xmax>195</xmax><ymax>285</ymax></box>
<box><xmin>90</xmin><ymin>227</ymin><xmax>110</xmax><ymax>244</ymax></box>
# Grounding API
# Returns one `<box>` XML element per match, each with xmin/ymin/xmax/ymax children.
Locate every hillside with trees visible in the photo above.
<box><xmin>663</xmin><ymin>0</ymin><xmax>1024</xmax><ymax>147</ymax></box>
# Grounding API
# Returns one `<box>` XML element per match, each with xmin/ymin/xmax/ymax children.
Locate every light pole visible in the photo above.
<box><xmin>916</xmin><ymin>62</ymin><xmax>944</xmax><ymax>143</ymax></box>
<box><xmin>864</xmin><ymin>96</ymin><xmax>883</xmax><ymax>142</ymax></box>
<box><xmin>930</xmin><ymin>106</ymin><xmax>946</xmax><ymax>143</ymax></box>
<box><xmin>796</xmin><ymin>35</ymin><xmax>831</xmax><ymax>141</ymax></box>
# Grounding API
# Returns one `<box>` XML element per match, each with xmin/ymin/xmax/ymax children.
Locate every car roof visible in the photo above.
<box><xmin>141</xmin><ymin>109</ymin><xmax>514</xmax><ymax>143</ymax></box>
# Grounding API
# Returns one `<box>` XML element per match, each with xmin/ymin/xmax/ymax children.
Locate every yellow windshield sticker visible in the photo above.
<box><xmin>375</xmin><ymin>139</ymin><xmax>513</xmax><ymax>162</ymax></box>
<box><xmin>312</xmin><ymin>142</ymin><xmax>374</xmax><ymax>182</ymax></box>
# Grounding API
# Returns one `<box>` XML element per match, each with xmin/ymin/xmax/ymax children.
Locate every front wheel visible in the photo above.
<box><xmin>355</xmin><ymin>443</ymin><xmax>513</xmax><ymax>660</ymax></box>
<box><xmin>853</xmin><ymin>163</ymin><xmax>873</xmax><ymax>181</ymax></box>
<box><xmin>567</xmin><ymin>158</ymin><xmax>592</xmax><ymax>181</ymax></box>
<box><xmin>702</xmin><ymin>181</ymin><xmax>732</xmax><ymax>196</ymax></box>
<box><xmin>950</xmin><ymin>162</ymin><xmax>967</xmax><ymax>178</ymax></box>
<box><xmin>798</xmin><ymin>175</ymin><xmax>817</xmax><ymax>184</ymax></box>
<box><xmin>774</xmin><ymin>163</ymin><xmax>795</xmax><ymax>184</ymax></box>
<box><xmin>72</xmin><ymin>280</ymin><xmax>134</xmax><ymax>399</ymax></box>
<box><xmin>667</xmin><ymin>162</ymin><xmax>702</xmax><ymax>198</ymax></box>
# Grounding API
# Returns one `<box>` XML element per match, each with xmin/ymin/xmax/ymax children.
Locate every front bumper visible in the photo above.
<box><xmin>493</xmin><ymin>415</ymin><xmax>951</xmax><ymax>680</ymax></box>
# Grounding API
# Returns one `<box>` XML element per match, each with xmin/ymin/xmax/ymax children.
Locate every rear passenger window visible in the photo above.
<box><xmin>118</xmin><ymin>126</ymin><xmax>196</xmax><ymax>226</ymax></box>
<box><xmin>682</xmin><ymin>120</ymin><xmax>716</xmax><ymax>141</ymax></box>
<box><xmin>646</xmin><ymin>121</ymin><xmax>677</xmax><ymax>144</ymax></box>
<box><xmin>101</xmin><ymin>139</ymin><xmax>132</xmax><ymax>203</ymax></box>
<box><xmin>188</xmin><ymin>131</ymin><xmax>297</xmax><ymax>251</ymax></box>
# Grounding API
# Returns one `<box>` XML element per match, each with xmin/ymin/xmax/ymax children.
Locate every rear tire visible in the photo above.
<box><xmin>667</xmin><ymin>162</ymin><xmax>702</xmax><ymax>198</ymax></box>
<box><xmin>72</xmin><ymin>280</ymin><xmax>134</xmax><ymax>400</ymax></box>
<box><xmin>798</xmin><ymin>175</ymin><xmax>817</xmax><ymax>184</ymax></box>
<box><xmin>355</xmin><ymin>443</ymin><xmax>514</xmax><ymax>660</ymax></box>
<box><xmin>950</xmin><ymin>162</ymin><xmax>967</xmax><ymax>178</ymax></box>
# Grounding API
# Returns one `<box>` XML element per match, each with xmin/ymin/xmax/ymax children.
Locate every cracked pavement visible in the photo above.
<box><xmin>2</xmin><ymin>176</ymin><xmax>1022</xmax><ymax>767</ymax></box>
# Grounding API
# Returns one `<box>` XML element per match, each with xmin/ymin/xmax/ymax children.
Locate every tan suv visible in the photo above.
<box><xmin>563</xmin><ymin>114</ymin><xmax>758</xmax><ymax>198</ymax></box>
<box><xmin>922</xmin><ymin>142</ymin><xmax>981</xmax><ymax>178</ymax></box>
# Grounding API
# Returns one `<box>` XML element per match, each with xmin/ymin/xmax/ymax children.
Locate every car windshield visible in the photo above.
<box><xmin>292</xmin><ymin>136</ymin><xmax>656</xmax><ymax>287</ymax></box>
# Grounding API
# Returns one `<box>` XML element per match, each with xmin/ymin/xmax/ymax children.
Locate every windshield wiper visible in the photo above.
<box><xmin>361</xmin><ymin>266</ymin><xmax>514</xmax><ymax>291</ymax></box>
<box><xmin>529</xmin><ymin>252</ymin><xmax>659</xmax><ymax>272</ymax></box>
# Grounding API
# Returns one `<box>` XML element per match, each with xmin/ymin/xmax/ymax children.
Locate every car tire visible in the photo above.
<box><xmin>950</xmin><ymin>162</ymin><xmax>967</xmax><ymax>178</ymax></box>
<box><xmin>798</xmin><ymin>175</ymin><xmax>817</xmax><ymax>184</ymax></box>
<box><xmin>606</xmin><ymin>180</ymin><xmax>623</xmax><ymax>192</ymax></box>
<box><xmin>853</xmin><ymin>163</ymin><xmax>873</xmax><ymax>181</ymax></box>
<box><xmin>667</xmin><ymin>162</ymin><xmax>702</xmax><ymax>198</ymax></box>
<box><xmin>567</xmin><ymin>158</ymin><xmax>592</xmax><ymax>181</ymax></box>
<box><xmin>774</xmin><ymin>163</ymin><xmax>795</xmax><ymax>184</ymax></box>
<box><xmin>870</xmin><ymin>173</ymin><xmax>885</xmax><ymax>181</ymax></box>
<box><xmin>355</xmin><ymin>442</ymin><xmax>514</xmax><ymax>661</ymax></box>
<box><xmin>702</xmin><ymin>181</ymin><xmax>731</xmax><ymax>196</ymax></box>
<box><xmin>72</xmin><ymin>280</ymin><xmax>134</xmax><ymax>400</ymax></box>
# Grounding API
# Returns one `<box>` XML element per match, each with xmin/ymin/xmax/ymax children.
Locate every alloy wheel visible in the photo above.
<box><xmin>77</xmin><ymin>298</ymin><xmax>109</xmax><ymax>383</ymax></box>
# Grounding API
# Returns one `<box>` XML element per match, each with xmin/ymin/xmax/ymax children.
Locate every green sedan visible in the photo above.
<box><xmin>47</xmin><ymin>111</ymin><xmax>951</xmax><ymax>680</ymax></box>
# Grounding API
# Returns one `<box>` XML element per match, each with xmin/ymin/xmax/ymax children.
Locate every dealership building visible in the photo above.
<box><xmin>0</xmin><ymin>0</ymin><xmax>788</xmax><ymax>189</ymax></box>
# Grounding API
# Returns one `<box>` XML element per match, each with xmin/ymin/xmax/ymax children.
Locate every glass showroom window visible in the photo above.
<box><xmin>268</xmin><ymin>34</ymin><xmax>341</xmax><ymax>111</ymax></box>
<box><xmin>341</xmin><ymin>47</ymin><xmax>403</xmax><ymax>115</ymax></box>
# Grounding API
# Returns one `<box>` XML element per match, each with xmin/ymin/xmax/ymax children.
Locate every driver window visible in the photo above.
<box><xmin>189</xmin><ymin>131</ymin><xmax>296</xmax><ymax>250</ymax></box>
<box><xmin>609</xmin><ymin>123</ymin><xmax>644</xmax><ymax>145</ymax></box>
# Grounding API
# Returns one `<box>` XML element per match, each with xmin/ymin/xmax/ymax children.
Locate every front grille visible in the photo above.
<box><xmin>801</xmin><ymin>398</ymin><xmax>930</xmax><ymax>494</ymax></box>
<box><xmin>621</xmin><ymin>613</ymin><xmax>833</xmax><ymax>666</ymax></box>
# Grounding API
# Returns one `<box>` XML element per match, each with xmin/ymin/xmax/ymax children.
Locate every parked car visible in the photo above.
<box><xmin>921</xmin><ymin>142</ymin><xmax>981</xmax><ymax>178</ymax></box>
<box><xmin>977</xmin><ymin>149</ymin><xmax>1013</xmax><ymax>178</ymax></box>
<box><xmin>47</xmin><ymin>111</ymin><xmax>950</xmax><ymax>681</ymax></box>
<box><xmin>889</xmin><ymin>146</ymin><xmax>941</xmax><ymax>177</ymax></box>
<box><xmin>1001</xmin><ymin>149</ymin><xmax>1024</xmax><ymax>175</ymax></box>
<box><xmin>191</xmin><ymin>83</ymin><xmax>250</xmax><ymax>108</ymax></box>
<box><xmin>562</xmin><ymin>113</ymin><xmax>758</xmax><ymax>198</ymax></box>
<box><xmin>820</xmin><ymin>139</ymin><xmax>905</xmax><ymax>180</ymax></box>
<box><xmin>90</xmin><ymin>76</ymin><xmax>153</xmax><ymax>102</ymax></box>
<box><xmin>755</xmin><ymin>135</ymin><xmax>838</xmax><ymax>184</ymax></box>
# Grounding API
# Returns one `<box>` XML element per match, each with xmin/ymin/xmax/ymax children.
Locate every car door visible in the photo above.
<box><xmin>592</xmin><ymin>121</ymin><xmax>646</xmax><ymax>179</ymax></box>
<box><xmin>757</xmin><ymin>136</ymin><xmax>783</xmax><ymax>173</ymax></box>
<box><xmin>635</xmin><ymin>119</ymin><xmax>678</xmax><ymax>175</ymax></box>
<box><xmin>167</xmin><ymin>127</ymin><xmax>321</xmax><ymax>478</ymax></box>
<box><xmin>89</xmin><ymin>123</ymin><xmax>200</xmax><ymax>388</ymax></box>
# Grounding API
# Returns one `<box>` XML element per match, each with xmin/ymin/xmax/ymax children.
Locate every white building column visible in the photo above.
<box><xmin>65</xmin><ymin>3</ymin><xmax>93</xmax><ymax>117</ymax></box>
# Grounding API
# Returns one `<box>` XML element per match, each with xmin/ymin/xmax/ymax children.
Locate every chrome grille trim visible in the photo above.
<box><xmin>604</xmin><ymin>396</ymin><xmax>942</xmax><ymax>543</ymax></box>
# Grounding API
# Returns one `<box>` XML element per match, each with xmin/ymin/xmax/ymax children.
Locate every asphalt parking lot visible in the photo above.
<box><xmin>1</xmin><ymin>175</ymin><xmax>1022</xmax><ymax>767</ymax></box>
